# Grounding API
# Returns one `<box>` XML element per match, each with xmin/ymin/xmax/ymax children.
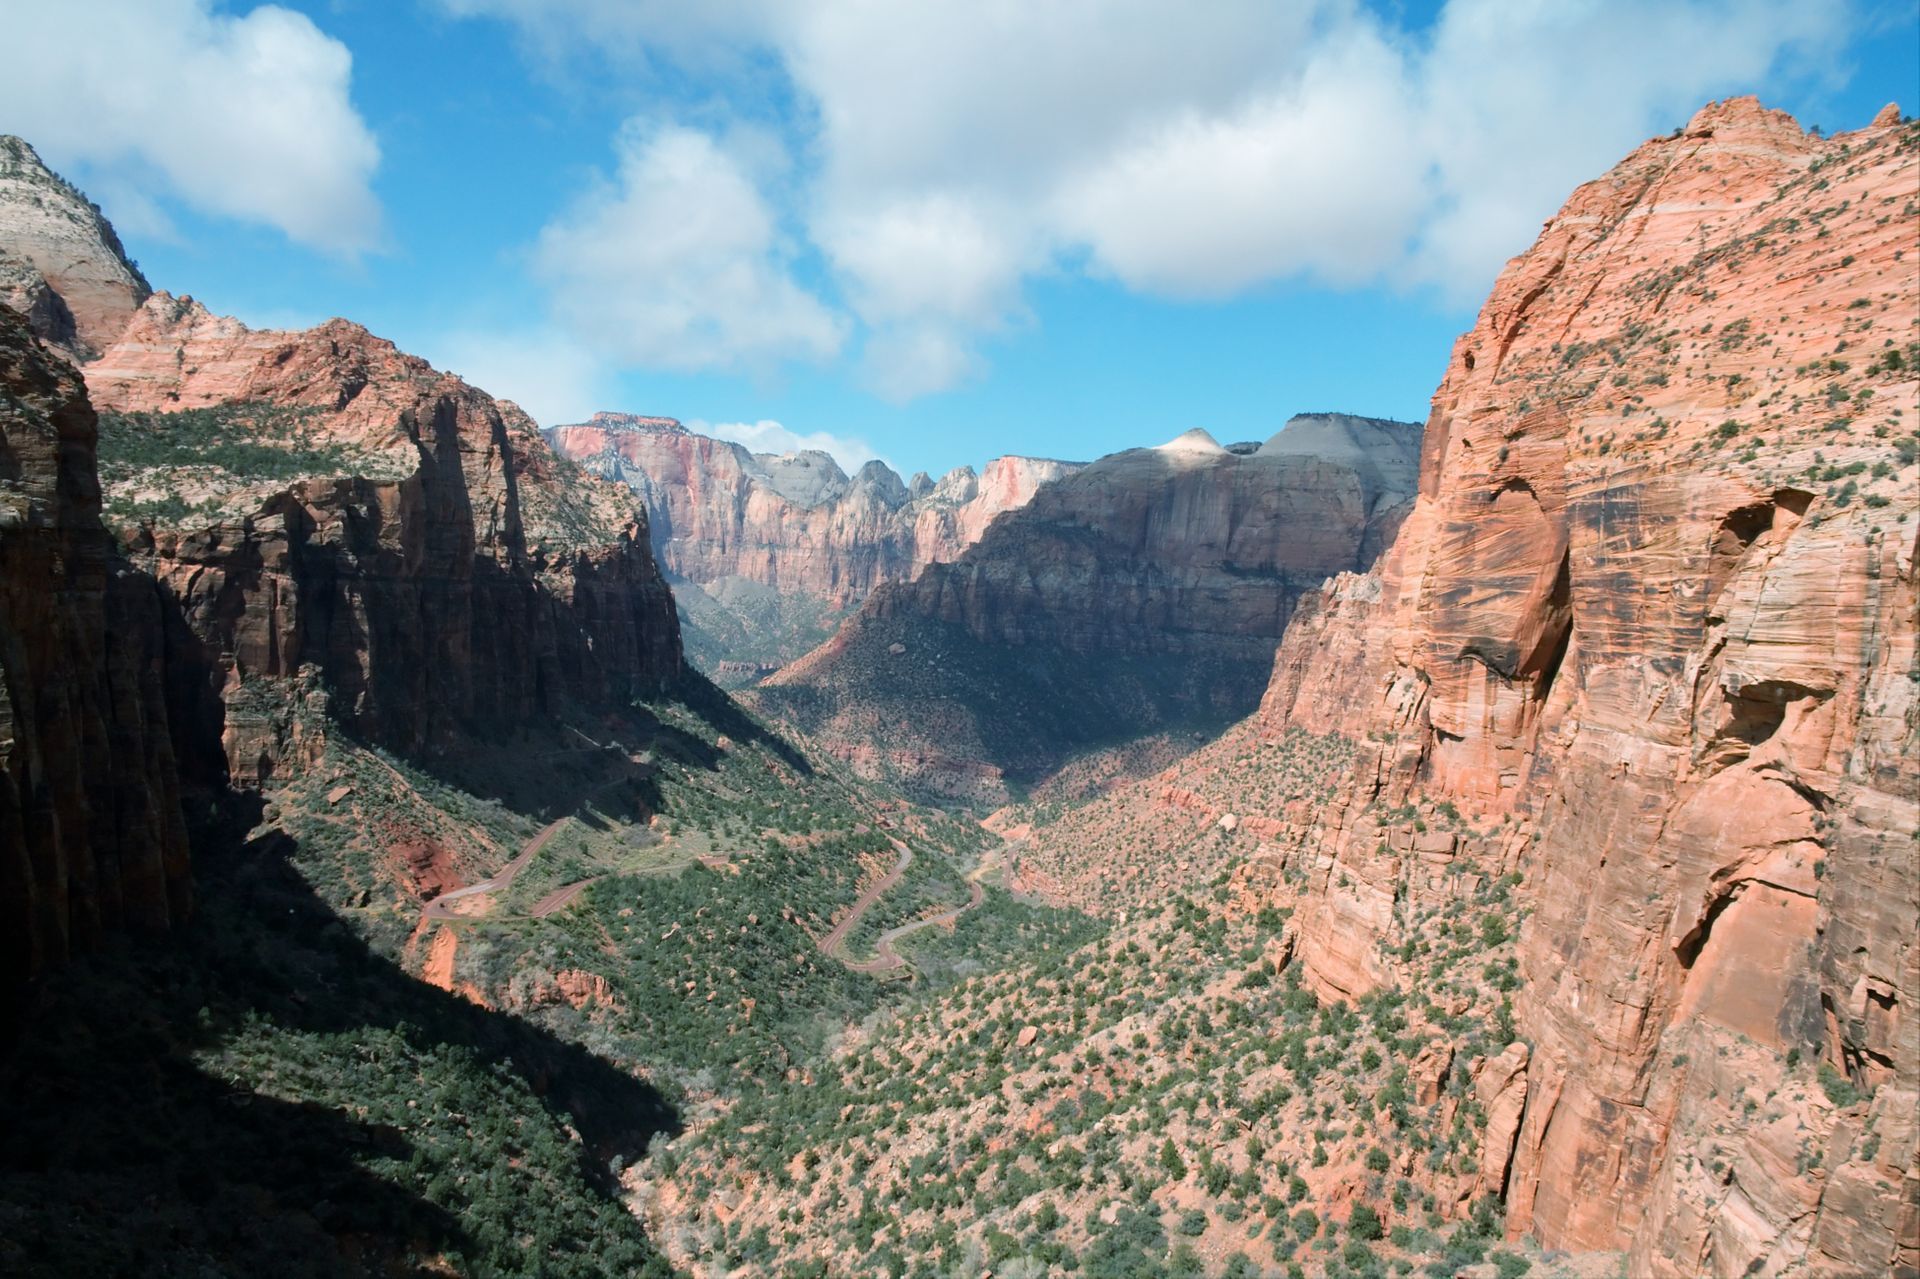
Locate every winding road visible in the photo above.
<box><xmin>817</xmin><ymin>842</ymin><xmax>988</xmax><ymax>974</ymax></box>
<box><xmin>421</xmin><ymin>809</ymin><xmax>986</xmax><ymax>973</ymax></box>
<box><xmin>843</xmin><ymin>876</ymin><xmax>986</xmax><ymax>974</ymax></box>
<box><xmin>422</xmin><ymin>817</ymin><xmax>568</xmax><ymax>919</ymax></box>
<box><xmin>817</xmin><ymin>844</ymin><xmax>913</xmax><ymax>961</ymax></box>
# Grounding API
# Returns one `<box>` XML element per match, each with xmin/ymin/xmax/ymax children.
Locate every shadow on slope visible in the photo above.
<box><xmin>0</xmin><ymin>797</ymin><xmax>678</xmax><ymax>1279</ymax></box>
<box><xmin>347</xmin><ymin>670</ymin><xmax>813</xmax><ymax>831</ymax></box>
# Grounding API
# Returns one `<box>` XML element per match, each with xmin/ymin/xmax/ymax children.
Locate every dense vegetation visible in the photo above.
<box><xmin>654</xmin><ymin>865</ymin><xmax>1537</xmax><ymax>1277</ymax></box>
<box><xmin>0</xmin><ymin>814</ymin><xmax>674</xmax><ymax>1278</ymax></box>
<box><xmin>94</xmin><ymin>404</ymin><xmax>409</xmax><ymax>524</ymax></box>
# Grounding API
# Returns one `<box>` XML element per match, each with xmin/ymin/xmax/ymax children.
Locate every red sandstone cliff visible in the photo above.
<box><xmin>0</xmin><ymin>149</ymin><xmax>685</xmax><ymax>794</ymax></box>
<box><xmin>757</xmin><ymin>415</ymin><xmax>1422</xmax><ymax>803</ymax></box>
<box><xmin>545</xmin><ymin>413</ymin><xmax>1082</xmax><ymax>681</ymax></box>
<box><xmin>547</xmin><ymin>412</ymin><xmax>1080</xmax><ymax>606</ymax></box>
<box><xmin>1245</xmin><ymin>99</ymin><xmax>1917</xmax><ymax>1273</ymax></box>
<box><xmin>0</xmin><ymin>304</ymin><xmax>190</xmax><ymax>980</ymax></box>
<box><xmin>77</xmin><ymin>300</ymin><xmax>683</xmax><ymax>782</ymax></box>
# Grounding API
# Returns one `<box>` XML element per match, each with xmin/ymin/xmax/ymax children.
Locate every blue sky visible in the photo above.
<box><xmin>3</xmin><ymin>1</ymin><xmax>1914</xmax><ymax>477</ymax></box>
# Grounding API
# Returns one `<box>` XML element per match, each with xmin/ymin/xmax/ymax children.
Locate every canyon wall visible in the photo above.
<box><xmin>0</xmin><ymin>136</ymin><xmax>149</xmax><ymax>361</ymax></box>
<box><xmin>548</xmin><ymin>412</ymin><xmax>1081</xmax><ymax>605</ymax></box>
<box><xmin>0</xmin><ymin>304</ymin><xmax>190</xmax><ymax>979</ymax></box>
<box><xmin>1249</xmin><ymin>99</ymin><xmax>1917</xmax><ymax>1275</ymax></box>
<box><xmin>546</xmin><ymin>413</ymin><xmax>1080</xmax><ymax>681</ymax></box>
<box><xmin>0</xmin><ymin>141</ymin><xmax>686</xmax><ymax>970</ymax></box>
<box><xmin>759</xmin><ymin>415</ymin><xmax>1421</xmax><ymax>802</ymax></box>
<box><xmin>84</xmin><ymin>300</ymin><xmax>683</xmax><ymax>784</ymax></box>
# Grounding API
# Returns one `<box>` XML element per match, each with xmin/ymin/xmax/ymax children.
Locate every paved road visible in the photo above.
<box><xmin>818</xmin><ymin>842</ymin><xmax>988</xmax><ymax>974</ymax></box>
<box><xmin>843</xmin><ymin>875</ymin><xmax>985</xmax><ymax>975</ymax></box>
<box><xmin>422</xmin><ymin>817</ymin><xmax>568</xmax><ymax>919</ymax></box>
<box><xmin>818</xmin><ymin>843</ymin><xmax>912</xmax><ymax>961</ymax></box>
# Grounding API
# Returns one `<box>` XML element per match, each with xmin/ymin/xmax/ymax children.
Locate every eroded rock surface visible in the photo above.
<box><xmin>758</xmin><ymin>414</ymin><xmax>1421</xmax><ymax>803</ymax></box>
<box><xmin>0</xmin><ymin>305</ymin><xmax>189</xmax><ymax>978</ymax></box>
<box><xmin>1253</xmin><ymin>99</ymin><xmax>1917</xmax><ymax>1273</ymax></box>
<box><xmin>0</xmin><ymin>136</ymin><xmax>150</xmax><ymax>360</ymax></box>
<box><xmin>546</xmin><ymin>412</ymin><xmax>1080</xmax><ymax>678</ymax></box>
<box><xmin>1014</xmin><ymin>98</ymin><xmax>1916</xmax><ymax>1276</ymax></box>
<box><xmin>84</xmin><ymin>308</ymin><xmax>683</xmax><ymax>782</ymax></box>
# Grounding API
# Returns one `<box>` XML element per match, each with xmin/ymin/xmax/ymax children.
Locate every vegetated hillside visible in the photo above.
<box><xmin>0</xmin><ymin>143</ymin><xmax>1101</xmax><ymax>1278</ymax></box>
<box><xmin>0</xmin><ymin>296</ymin><xmax>1099</xmax><ymax>1274</ymax></box>
<box><xmin>755</xmin><ymin>415</ymin><xmax>1421</xmax><ymax>807</ymax></box>
<box><xmin>0</xmin><ymin>134</ymin><xmax>150</xmax><ymax>359</ymax></box>
<box><xmin>1014</xmin><ymin>98</ymin><xmax>1920</xmax><ymax>1276</ymax></box>
<box><xmin>652</xmin><ymin>875</ymin><xmax>1551</xmax><ymax>1278</ymax></box>
<box><xmin>547</xmin><ymin>412</ymin><xmax>1081</xmax><ymax>685</ymax></box>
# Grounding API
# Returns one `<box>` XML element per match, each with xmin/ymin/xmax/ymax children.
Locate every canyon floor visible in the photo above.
<box><xmin>1</xmin><ymin>97</ymin><xmax>1914</xmax><ymax>1279</ymax></box>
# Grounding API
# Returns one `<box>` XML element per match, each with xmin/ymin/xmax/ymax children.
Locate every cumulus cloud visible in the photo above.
<box><xmin>455</xmin><ymin>0</ymin><xmax>1849</xmax><ymax>392</ymax></box>
<box><xmin>1053</xmin><ymin>27</ymin><xmax>1427</xmax><ymax>297</ymax></box>
<box><xmin>426</xmin><ymin>328</ymin><xmax>618</xmax><ymax>428</ymax></box>
<box><xmin>1408</xmin><ymin>0</ymin><xmax>1839</xmax><ymax>296</ymax></box>
<box><xmin>0</xmin><ymin>0</ymin><xmax>381</xmax><ymax>255</ymax></box>
<box><xmin>533</xmin><ymin>121</ymin><xmax>846</xmax><ymax>372</ymax></box>
<box><xmin>690</xmin><ymin>417</ymin><xmax>886</xmax><ymax>473</ymax></box>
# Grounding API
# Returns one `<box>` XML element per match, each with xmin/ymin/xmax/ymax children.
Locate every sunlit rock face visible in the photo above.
<box><xmin>1250</xmin><ymin>98</ymin><xmax>1917</xmax><ymax>1275</ymax></box>
<box><xmin>545</xmin><ymin>411</ymin><xmax>1083</xmax><ymax>680</ymax></box>
<box><xmin>0</xmin><ymin>134</ymin><xmax>151</xmax><ymax>360</ymax></box>
<box><xmin>758</xmin><ymin>413</ymin><xmax>1421</xmax><ymax>803</ymax></box>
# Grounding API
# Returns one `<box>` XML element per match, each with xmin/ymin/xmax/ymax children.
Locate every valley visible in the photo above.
<box><xmin>0</xmin><ymin>74</ymin><xmax>1914</xmax><ymax>1279</ymax></box>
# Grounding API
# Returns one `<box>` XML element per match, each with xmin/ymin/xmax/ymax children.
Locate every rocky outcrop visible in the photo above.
<box><xmin>0</xmin><ymin>136</ymin><xmax>150</xmax><ymax>359</ymax></box>
<box><xmin>0</xmin><ymin>304</ymin><xmax>189</xmax><ymax>979</ymax></box>
<box><xmin>1246</xmin><ymin>99</ymin><xmax>1917</xmax><ymax>1273</ymax></box>
<box><xmin>0</xmin><ymin>141</ymin><xmax>686</xmax><ymax>983</ymax></box>
<box><xmin>81</xmin><ymin>305</ymin><xmax>683</xmax><ymax>782</ymax></box>
<box><xmin>757</xmin><ymin>414</ymin><xmax>1421</xmax><ymax>802</ymax></box>
<box><xmin>546</xmin><ymin>412</ymin><xmax>1080</xmax><ymax>678</ymax></box>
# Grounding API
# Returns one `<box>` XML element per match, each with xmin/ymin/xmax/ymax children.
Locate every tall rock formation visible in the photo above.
<box><xmin>758</xmin><ymin>414</ymin><xmax>1421</xmax><ymax>803</ymax></box>
<box><xmin>0</xmin><ymin>136</ymin><xmax>150</xmax><ymax>359</ymax></box>
<box><xmin>74</xmin><ymin>299</ymin><xmax>684</xmax><ymax>783</ymax></box>
<box><xmin>545</xmin><ymin>412</ymin><xmax>1080</xmax><ymax>680</ymax></box>
<box><xmin>0</xmin><ymin>304</ymin><xmax>190</xmax><ymax>980</ymax></box>
<box><xmin>1237</xmin><ymin>99</ymin><xmax>1916</xmax><ymax>1274</ymax></box>
<box><xmin>0</xmin><ymin>139</ymin><xmax>684</xmax><ymax>807</ymax></box>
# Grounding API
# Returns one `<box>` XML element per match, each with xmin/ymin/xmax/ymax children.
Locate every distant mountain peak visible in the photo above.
<box><xmin>587</xmin><ymin>410</ymin><xmax>685</xmax><ymax>433</ymax></box>
<box><xmin>1155</xmin><ymin>427</ymin><xmax>1225</xmax><ymax>455</ymax></box>
<box><xmin>0</xmin><ymin>134</ymin><xmax>151</xmax><ymax>358</ymax></box>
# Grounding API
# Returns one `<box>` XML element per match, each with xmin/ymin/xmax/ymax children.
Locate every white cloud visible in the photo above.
<box><xmin>690</xmin><ymin>417</ymin><xmax>886</xmax><ymax>473</ymax></box>
<box><xmin>1053</xmin><ymin>28</ymin><xmax>1427</xmax><ymax>297</ymax></box>
<box><xmin>1409</xmin><ymin>0</ymin><xmax>1840</xmax><ymax>297</ymax></box>
<box><xmin>425</xmin><ymin>328</ymin><xmax>617</xmax><ymax>428</ymax></box>
<box><xmin>858</xmin><ymin>324</ymin><xmax>985</xmax><ymax>403</ymax></box>
<box><xmin>533</xmin><ymin>121</ymin><xmax>846</xmax><ymax>372</ymax></box>
<box><xmin>0</xmin><ymin>0</ymin><xmax>381</xmax><ymax>256</ymax></box>
<box><xmin>455</xmin><ymin>0</ymin><xmax>1850</xmax><ymax>392</ymax></box>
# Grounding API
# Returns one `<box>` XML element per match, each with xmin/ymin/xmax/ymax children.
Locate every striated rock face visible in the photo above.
<box><xmin>0</xmin><ymin>304</ymin><xmax>189</xmax><ymax>979</ymax></box>
<box><xmin>78</xmin><ymin>306</ymin><xmax>684</xmax><ymax>783</ymax></box>
<box><xmin>1244</xmin><ymin>99</ymin><xmax>1917</xmax><ymax>1273</ymax></box>
<box><xmin>757</xmin><ymin>414</ymin><xmax>1421</xmax><ymax>802</ymax></box>
<box><xmin>545</xmin><ymin>412</ymin><xmax>1080</xmax><ymax>679</ymax></box>
<box><xmin>0</xmin><ymin>136</ymin><xmax>150</xmax><ymax>360</ymax></box>
<box><xmin>548</xmin><ymin>411</ymin><xmax>1080</xmax><ymax>604</ymax></box>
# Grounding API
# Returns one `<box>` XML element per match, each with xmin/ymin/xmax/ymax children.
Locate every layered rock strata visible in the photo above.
<box><xmin>86</xmin><ymin>303</ymin><xmax>683</xmax><ymax>782</ymax></box>
<box><xmin>546</xmin><ymin>413</ymin><xmax>1082</xmax><ymax>679</ymax></box>
<box><xmin>547</xmin><ymin>412</ymin><xmax>1081</xmax><ymax>605</ymax></box>
<box><xmin>0</xmin><ymin>136</ymin><xmax>150</xmax><ymax>359</ymax></box>
<box><xmin>1242</xmin><ymin>99</ymin><xmax>1918</xmax><ymax>1274</ymax></box>
<box><xmin>0</xmin><ymin>304</ymin><xmax>189</xmax><ymax>979</ymax></box>
<box><xmin>759</xmin><ymin>414</ymin><xmax>1421</xmax><ymax>802</ymax></box>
